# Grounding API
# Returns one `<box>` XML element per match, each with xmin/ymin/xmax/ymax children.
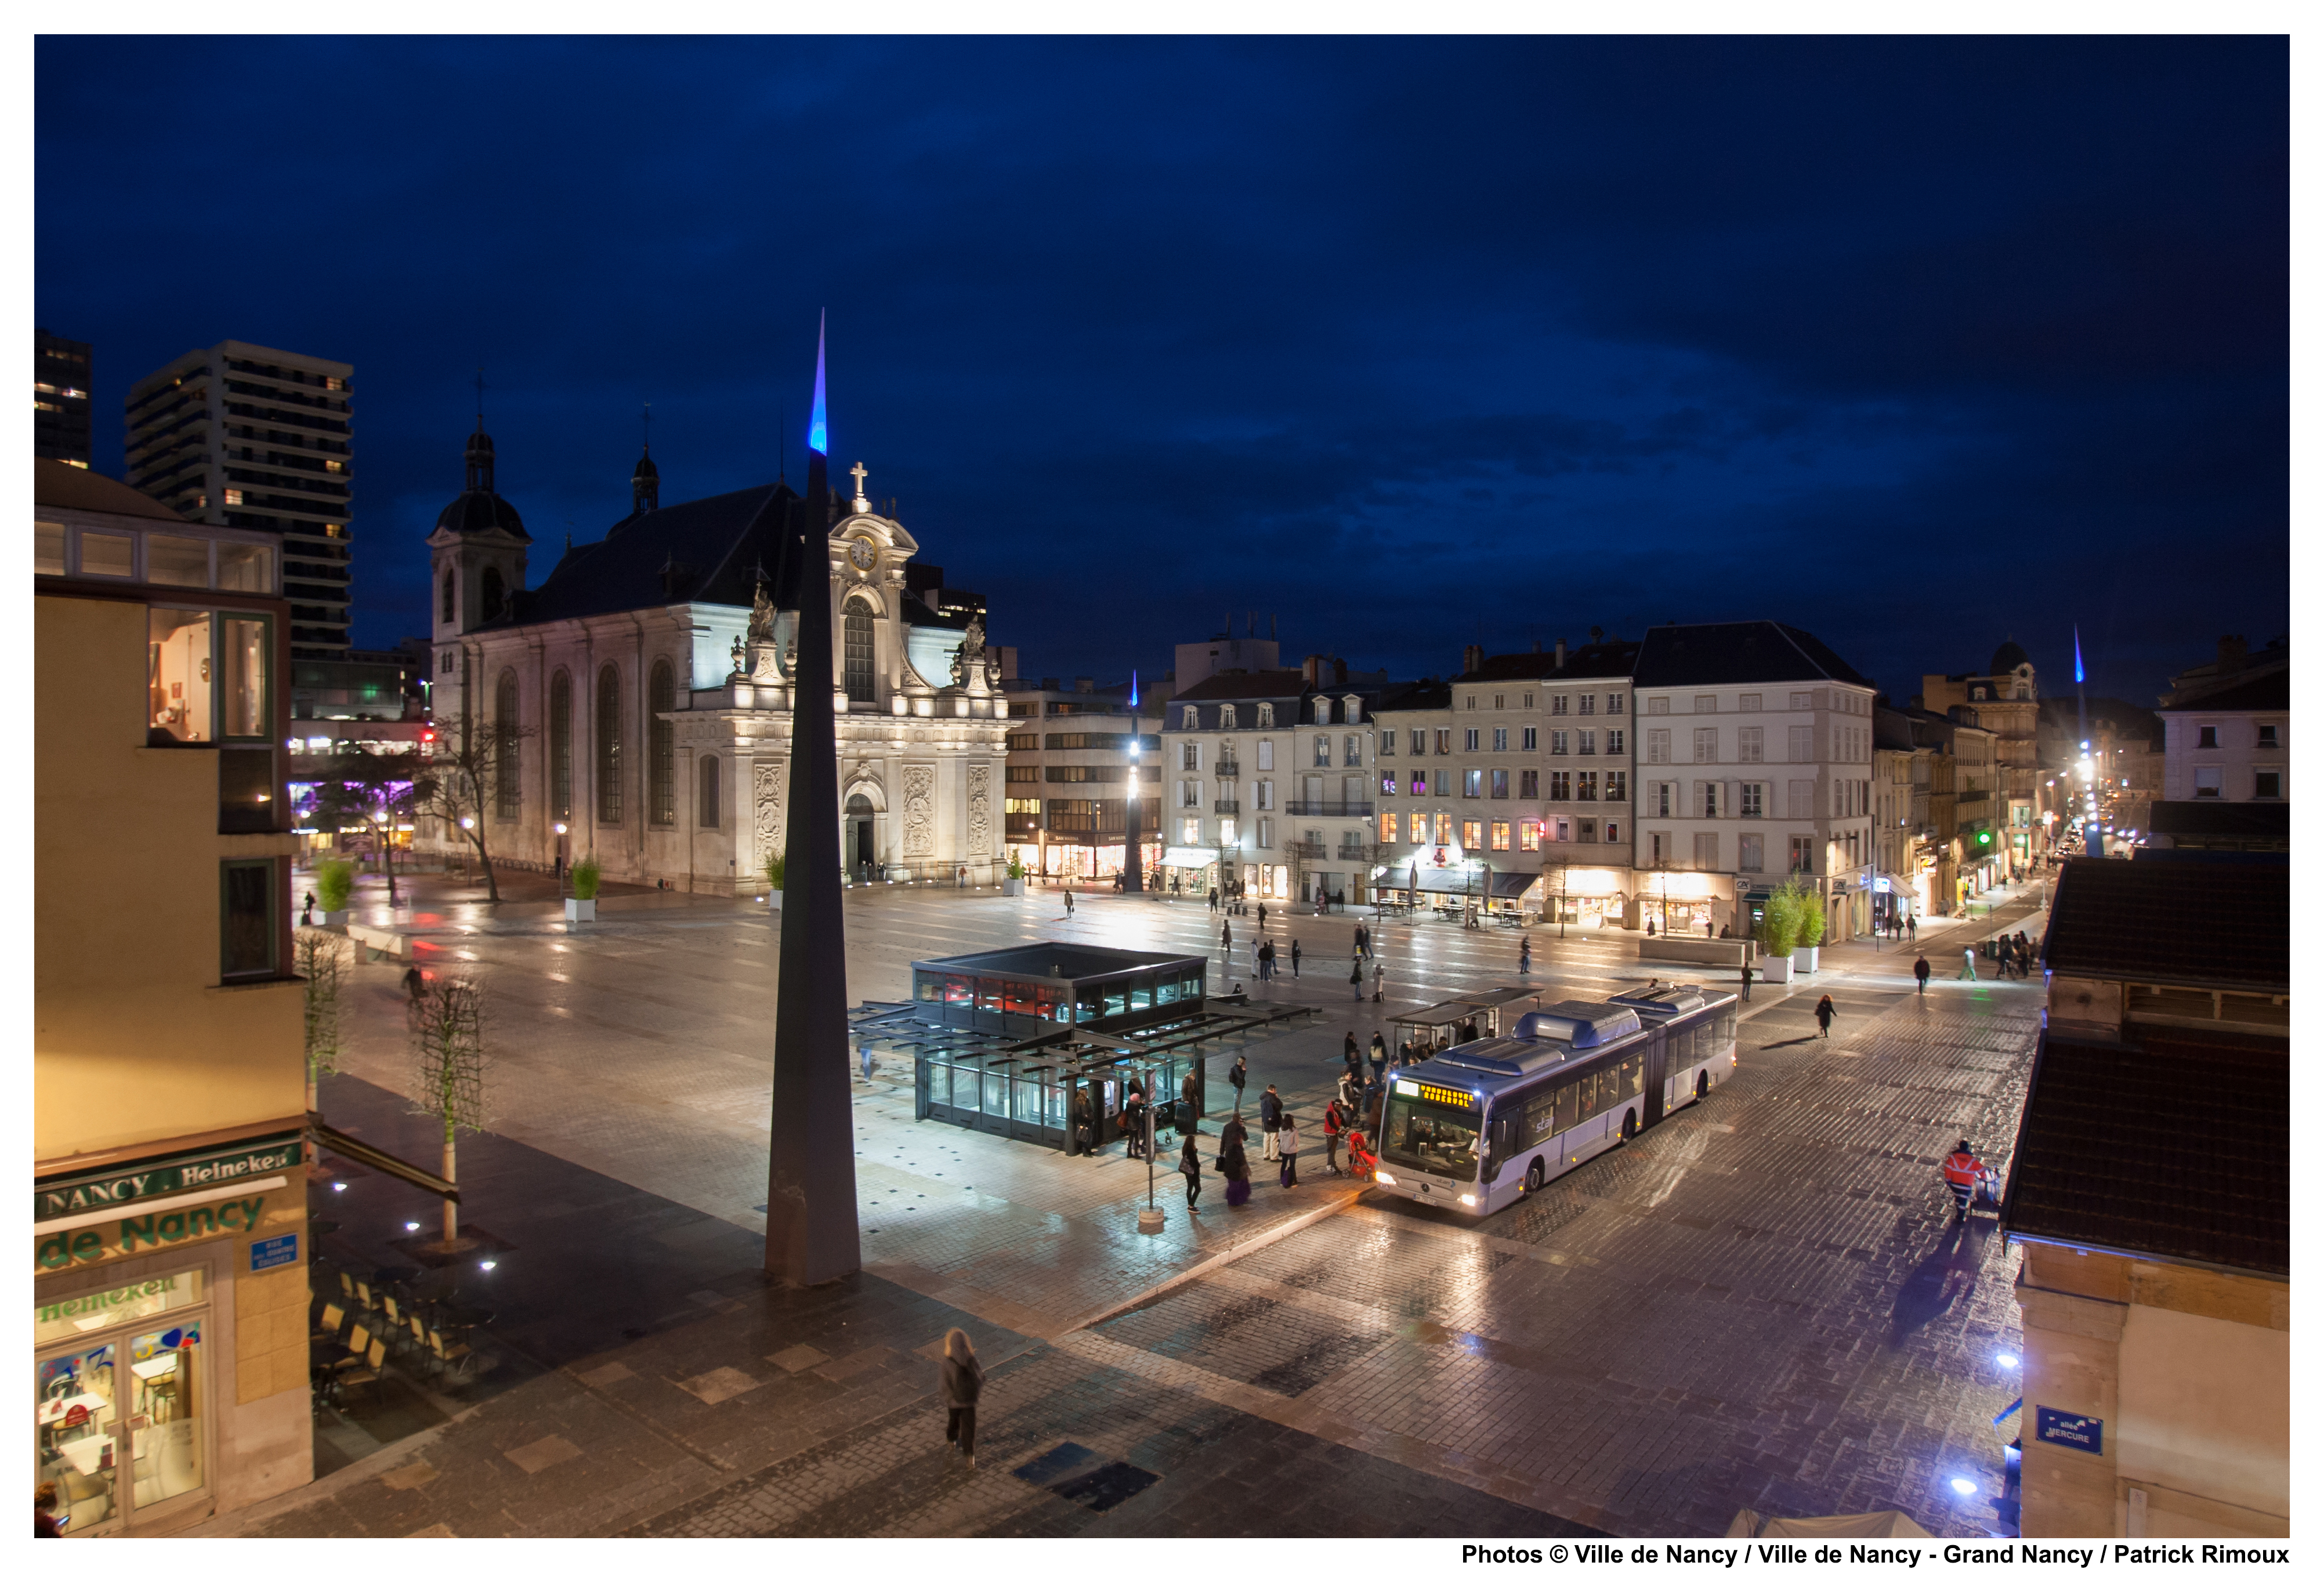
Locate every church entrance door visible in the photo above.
<box><xmin>847</xmin><ymin>794</ymin><xmax>876</xmax><ymax>881</ymax></box>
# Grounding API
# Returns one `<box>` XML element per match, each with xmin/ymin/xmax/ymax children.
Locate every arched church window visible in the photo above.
<box><xmin>650</xmin><ymin>659</ymin><xmax>676</xmax><ymax>826</ymax></box>
<box><xmin>843</xmin><ymin>598</ymin><xmax>875</xmax><ymax>705</ymax></box>
<box><xmin>549</xmin><ymin>671</ymin><xmax>572</xmax><ymax>820</ymax></box>
<box><xmin>494</xmin><ymin>670</ymin><xmax>521</xmax><ymax>820</ymax></box>
<box><xmin>596</xmin><ymin>664</ymin><xmax>622</xmax><ymax>823</ymax></box>
<box><xmin>441</xmin><ymin>569</ymin><xmax>456</xmax><ymax>624</ymax></box>
<box><xmin>699</xmin><ymin>754</ymin><xmax>723</xmax><ymax>829</ymax></box>
<box><xmin>482</xmin><ymin>565</ymin><xmax>505</xmax><ymax>623</ymax></box>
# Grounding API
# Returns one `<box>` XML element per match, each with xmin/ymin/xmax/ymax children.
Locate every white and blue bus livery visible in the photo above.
<box><xmin>1373</xmin><ymin>983</ymin><xmax>1739</xmax><ymax>1216</ymax></box>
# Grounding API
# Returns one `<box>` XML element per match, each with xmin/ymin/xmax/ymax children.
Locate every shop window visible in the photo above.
<box><xmin>220</xmin><ymin>858</ymin><xmax>276</xmax><ymax>978</ymax></box>
<box><xmin>147</xmin><ymin>536</ymin><xmax>209</xmax><ymax>588</ymax></box>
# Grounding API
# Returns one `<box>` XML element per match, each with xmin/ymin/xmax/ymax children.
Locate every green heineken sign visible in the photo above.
<box><xmin>37</xmin><ymin>1133</ymin><xmax>304</xmax><ymax>1223</ymax></box>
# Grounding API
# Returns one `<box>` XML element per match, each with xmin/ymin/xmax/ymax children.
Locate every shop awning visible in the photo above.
<box><xmin>1398</xmin><ymin>868</ymin><xmax>1539</xmax><ymax>898</ymax></box>
<box><xmin>1161</xmin><ymin>846</ymin><xmax>1219</xmax><ymax>867</ymax></box>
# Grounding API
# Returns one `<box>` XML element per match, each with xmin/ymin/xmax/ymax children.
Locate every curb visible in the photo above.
<box><xmin>1054</xmin><ymin>1185</ymin><xmax>1366</xmax><ymax>1337</ymax></box>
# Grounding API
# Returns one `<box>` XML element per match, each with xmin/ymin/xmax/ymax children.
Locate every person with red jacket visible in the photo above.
<box><xmin>1943</xmin><ymin>1140</ymin><xmax>1993</xmax><ymax>1221</ymax></box>
<box><xmin>1323</xmin><ymin>1097</ymin><xmax>1347</xmax><ymax>1175</ymax></box>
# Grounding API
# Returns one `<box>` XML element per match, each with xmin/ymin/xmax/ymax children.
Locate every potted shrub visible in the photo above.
<box><xmin>762</xmin><ymin>852</ymin><xmax>785</xmax><ymax>914</ymax></box>
<box><xmin>313</xmin><ymin>859</ymin><xmax>354</xmax><ymax>927</ymax></box>
<box><xmin>1758</xmin><ymin>880</ymin><xmax>1803</xmax><ymax>984</ymax></box>
<box><xmin>1002</xmin><ymin>852</ymin><xmax>1028</xmax><ymax>897</ymax></box>
<box><xmin>1798</xmin><ymin>894</ymin><xmax>1827</xmax><ymax>975</ymax></box>
<box><xmin>566</xmin><ymin>856</ymin><xmax>601</xmax><ymax>924</ymax></box>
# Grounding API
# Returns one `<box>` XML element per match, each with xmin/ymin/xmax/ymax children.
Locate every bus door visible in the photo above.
<box><xmin>1644</xmin><ymin>1029</ymin><xmax>1668</xmax><ymax>1126</ymax></box>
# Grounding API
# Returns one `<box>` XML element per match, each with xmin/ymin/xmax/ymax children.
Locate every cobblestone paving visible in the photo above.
<box><xmin>252</xmin><ymin>869</ymin><xmax>2050</xmax><ymax>1536</ymax></box>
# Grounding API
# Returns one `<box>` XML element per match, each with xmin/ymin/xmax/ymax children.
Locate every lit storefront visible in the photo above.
<box><xmin>1643</xmin><ymin>869</ymin><xmax>1728</xmax><ymax>936</ymax></box>
<box><xmin>35</xmin><ymin>1130</ymin><xmax>310</xmax><ymax>1536</ymax></box>
<box><xmin>1541</xmin><ymin>865</ymin><xmax>1631</xmax><ymax>928</ymax></box>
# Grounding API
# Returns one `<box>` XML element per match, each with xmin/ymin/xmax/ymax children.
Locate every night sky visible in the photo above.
<box><xmin>37</xmin><ymin>36</ymin><xmax>2286</xmax><ymax>706</ymax></box>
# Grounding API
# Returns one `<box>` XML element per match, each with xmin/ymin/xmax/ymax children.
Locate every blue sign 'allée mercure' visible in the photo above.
<box><xmin>2035</xmin><ymin>1405</ymin><xmax>2103</xmax><ymax>1453</ymax></box>
<box><xmin>249</xmin><ymin>1233</ymin><xmax>299</xmax><ymax>1273</ymax></box>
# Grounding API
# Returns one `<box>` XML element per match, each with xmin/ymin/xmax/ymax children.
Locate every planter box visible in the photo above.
<box><xmin>317</xmin><ymin>909</ymin><xmax>347</xmax><ymax>928</ymax></box>
<box><xmin>1761</xmin><ymin>954</ymin><xmax>1794</xmax><ymax>983</ymax></box>
<box><xmin>564</xmin><ymin>898</ymin><xmax>596</xmax><ymax>923</ymax></box>
<box><xmin>1638</xmin><ymin>937</ymin><xmax>1750</xmax><ymax>969</ymax></box>
<box><xmin>1002</xmin><ymin>878</ymin><xmax>1026</xmax><ymax>897</ymax></box>
<box><xmin>1798</xmin><ymin>946</ymin><xmax>1820</xmax><ymax>975</ymax></box>
<box><xmin>765</xmin><ymin>890</ymin><xmax>783</xmax><ymax>914</ymax></box>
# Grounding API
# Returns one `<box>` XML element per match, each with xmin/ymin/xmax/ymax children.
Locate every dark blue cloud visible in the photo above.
<box><xmin>37</xmin><ymin>35</ymin><xmax>2285</xmax><ymax>706</ymax></box>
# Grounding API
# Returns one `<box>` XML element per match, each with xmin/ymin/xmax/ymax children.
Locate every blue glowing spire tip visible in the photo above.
<box><xmin>807</xmin><ymin>310</ymin><xmax>828</xmax><ymax>456</ymax></box>
<box><xmin>2073</xmin><ymin>625</ymin><xmax>2085</xmax><ymax>684</ymax></box>
<box><xmin>1129</xmin><ymin>668</ymin><xmax>1139</xmax><ymax>709</ymax></box>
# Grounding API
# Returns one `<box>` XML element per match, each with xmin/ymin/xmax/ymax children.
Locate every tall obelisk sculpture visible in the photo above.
<box><xmin>765</xmin><ymin>313</ymin><xmax>861</xmax><ymax>1286</ymax></box>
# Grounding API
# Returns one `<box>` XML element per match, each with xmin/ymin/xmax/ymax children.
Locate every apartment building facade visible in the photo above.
<box><xmin>2160</xmin><ymin>668</ymin><xmax>2287</xmax><ymax>807</ymax></box>
<box><xmin>1631</xmin><ymin>622</ymin><xmax>1877</xmax><ymax>941</ymax></box>
<box><xmin>35</xmin><ymin>328</ymin><xmax>93</xmax><ymax>466</ymax></box>
<box><xmin>126</xmin><ymin>341</ymin><xmax>354</xmax><ymax>662</ymax></box>
<box><xmin>1001</xmin><ymin>677</ymin><xmax>1166</xmax><ymax>883</ymax></box>
<box><xmin>1163</xmin><ymin>670</ymin><xmax>1311</xmax><ymax>900</ymax></box>
<box><xmin>1924</xmin><ymin>639</ymin><xmax>2040</xmax><ymax>876</ymax></box>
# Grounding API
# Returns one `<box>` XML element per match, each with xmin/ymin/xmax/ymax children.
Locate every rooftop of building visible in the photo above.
<box><xmin>915</xmin><ymin>942</ymin><xmax>1204</xmax><ymax>982</ymax></box>
<box><xmin>1371</xmin><ymin>678</ymin><xmax>1454</xmax><ymax>713</ymax></box>
<box><xmin>1171</xmin><ymin>670</ymin><xmax>1313</xmax><ymax>704</ymax></box>
<box><xmin>2146</xmin><ymin>800</ymin><xmax>2291</xmax><ymax>843</ymax></box>
<box><xmin>1456</xmin><ymin>638</ymin><xmax>1641</xmax><ymax>684</ymax></box>
<box><xmin>2001</xmin><ymin>1026</ymin><xmax>2286</xmax><ymax>1278</ymax></box>
<box><xmin>515</xmin><ymin>480</ymin><xmax>801</xmax><ymax>625</ymax></box>
<box><xmin>1632</xmin><ymin>620</ymin><xmax>1872</xmax><ymax>689</ymax></box>
<box><xmin>2158</xmin><ymin>668</ymin><xmax>2289</xmax><ymax>713</ymax></box>
<box><xmin>35</xmin><ymin>457</ymin><xmax>197</xmax><ymax>523</ymax></box>
<box><xmin>2040</xmin><ymin>856</ymin><xmax>2287</xmax><ymax>993</ymax></box>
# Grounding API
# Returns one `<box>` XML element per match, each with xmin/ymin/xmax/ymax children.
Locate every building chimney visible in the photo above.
<box><xmin>1554</xmin><ymin>638</ymin><xmax>1566</xmax><ymax>670</ymax></box>
<box><xmin>1074</xmin><ymin>676</ymin><xmax>1094</xmax><ymax>692</ymax></box>
<box><xmin>1532</xmin><ymin>639</ymin><xmax>1542</xmax><ymax>654</ymax></box>
<box><xmin>1333</xmin><ymin>656</ymin><xmax>1346</xmax><ymax>684</ymax></box>
<box><xmin>1463</xmin><ymin>643</ymin><xmax>1483</xmax><ymax>674</ymax></box>
<box><xmin>2218</xmin><ymin>634</ymin><xmax>2248</xmax><ymax>673</ymax></box>
<box><xmin>1270</xmin><ymin>613</ymin><xmax>1278</xmax><ymax>641</ymax></box>
<box><xmin>1590</xmin><ymin>625</ymin><xmax>1605</xmax><ymax>644</ymax></box>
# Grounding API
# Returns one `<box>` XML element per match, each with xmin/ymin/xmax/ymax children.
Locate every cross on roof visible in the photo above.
<box><xmin>849</xmin><ymin>461</ymin><xmax>868</xmax><ymax>497</ymax></box>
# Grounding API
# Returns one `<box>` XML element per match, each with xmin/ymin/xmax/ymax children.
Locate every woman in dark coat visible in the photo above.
<box><xmin>1221</xmin><ymin>1116</ymin><xmax>1252</xmax><ymax>1206</ymax></box>
<box><xmin>1178</xmin><ymin>1127</ymin><xmax>1204</xmax><ymax>1212</ymax></box>
<box><xmin>939</xmin><ymin>1328</ymin><xmax>983</xmax><ymax>1468</ymax></box>
<box><xmin>1814</xmin><ymin>995</ymin><xmax>1837</xmax><ymax>1039</ymax></box>
<box><xmin>1177</xmin><ymin>1073</ymin><xmax>1201</xmax><ymax>1139</ymax></box>
<box><xmin>1071</xmin><ymin>1086</ymin><xmax>1096</xmax><ymax>1158</ymax></box>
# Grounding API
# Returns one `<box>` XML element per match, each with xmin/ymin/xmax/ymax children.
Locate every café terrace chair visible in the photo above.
<box><xmin>331</xmin><ymin>1338</ymin><xmax>389</xmax><ymax>1408</ymax></box>
<box><xmin>310</xmin><ymin>1302</ymin><xmax>347</xmax><ymax>1346</ymax></box>
<box><xmin>426</xmin><ymin>1328</ymin><xmax>475</xmax><ymax>1386</ymax></box>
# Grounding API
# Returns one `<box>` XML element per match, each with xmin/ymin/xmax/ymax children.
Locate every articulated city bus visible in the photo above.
<box><xmin>1371</xmin><ymin>983</ymin><xmax>1739</xmax><ymax>1216</ymax></box>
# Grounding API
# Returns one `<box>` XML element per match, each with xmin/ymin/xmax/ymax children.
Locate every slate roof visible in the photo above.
<box><xmin>511</xmin><ymin>481</ymin><xmax>802</xmax><ymax>627</ymax></box>
<box><xmin>2148</xmin><ymin>800</ymin><xmax>2290</xmax><ymax>843</ymax></box>
<box><xmin>1456</xmin><ymin>640</ymin><xmax>1641</xmax><ymax>685</ymax></box>
<box><xmin>1372</xmin><ymin>678</ymin><xmax>1453</xmax><ymax>713</ymax></box>
<box><xmin>2039</xmin><ymin>858</ymin><xmax>2287</xmax><ymax>991</ymax></box>
<box><xmin>2001</xmin><ymin>1028</ymin><xmax>2286</xmax><ymax>1277</ymax></box>
<box><xmin>1172</xmin><ymin>670</ymin><xmax>1313</xmax><ymax>703</ymax></box>
<box><xmin>2160</xmin><ymin>669</ymin><xmax>2289</xmax><ymax>713</ymax></box>
<box><xmin>1632</xmin><ymin>621</ymin><xmax>1872</xmax><ymax>689</ymax></box>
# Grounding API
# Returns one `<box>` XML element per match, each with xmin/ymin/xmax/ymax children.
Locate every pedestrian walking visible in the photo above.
<box><xmin>1369</xmin><ymin>1032</ymin><xmax>1388</xmax><ymax>1083</ymax></box>
<box><xmin>302</xmin><ymin>890</ymin><xmax>316</xmax><ymax>925</ymax></box>
<box><xmin>1739</xmin><ymin>960</ymin><xmax>1754</xmax><ymax>1002</ymax></box>
<box><xmin>1342</xmin><ymin>1032</ymin><xmax>1362</xmax><ymax>1080</ymax></box>
<box><xmin>1122</xmin><ymin>1081</ymin><xmax>1146</xmax><ymax>1159</ymax></box>
<box><xmin>401</xmin><ymin>966</ymin><xmax>427</xmax><ymax>1005</ymax></box>
<box><xmin>1290</xmin><ymin>938</ymin><xmax>1301</xmax><ymax>978</ymax></box>
<box><xmin>1323</xmin><ymin>1098</ymin><xmax>1346</xmax><ymax>1175</ymax></box>
<box><xmin>1071</xmin><ymin>1086</ymin><xmax>1096</xmax><ymax>1157</ymax></box>
<box><xmin>1210</xmin><ymin>885</ymin><xmax>1220</xmax><ymax>913</ymax></box>
<box><xmin>1908</xmin><ymin>914</ymin><xmax>1918</xmax><ymax>942</ymax></box>
<box><xmin>1258</xmin><ymin>903</ymin><xmax>1268</xmax><ymax>931</ymax></box>
<box><xmin>1373</xmin><ymin>960</ymin><xmax>1385</xmax><ymax>1001</ymax></box>
<box><xmin>1358</xmin><ymin>923</ymin><xmax>1371</xmax><ymax>958</ymax></box>
<box><xmin>1221</xmin><ymin>918</ymin><xmax>1233</xmax><ymax>964</ymax></box>
<box><xmin>1260</xmin><ymin>1084</ymin><xmax>1283</xmax><ymax>1162</ymax></box>
<box><xmin>939</xmin><ymin>1329</ymin><xmax>983</xmax><ymax>1468</ymax></box>
<box><xmin>1179</xmin><ymin>1128</ymin><xmax>1205</xmax><ymax>1212</ymax></box>
<box><xmin>1914</xmin><ymin>955</ymin><xmax>1931</xmax><ymax>995</ymax></box>
<box><xmin>1179</xmin><ymin>1072</ymin><xmax>1201</xmax><ymax>1134</ymax></box>
<box><xmin>1278</xmin><ymin>1113</ymin><xmax>1301</xmax><ymax>1187</ymax></box>
<box><xmin>1349</xmin><ymin>954</ymin><xmax>1364</xmax><ymax>999</ymax></box>
<box><xmin>1814</xmin><ymin>995</ymin><xmax>1836</xmax><ymax>1039</ymax></box>
<box><xmin>1958</xmin><ymin>945</ymin><xmax>1978</xmax><ymax>981</ymax></box>
<box><xmin>1250</xmin><ymin>936</ymin><xmax>1262</xmax><ymax>977</ymax></box>
<box><xmin>1064</xmin><ymin>888</ymin><xmax>1074</xmax><ymax>917</ymax></box>
<box><xmin>1221</xmin><ymin>1117</ymin><xmax>1252</xmax><ymax>1207</ymax></box>
<box><xmin>1229</xmin><ymin>1055</ymin><xmax>1248</xmax><ymax>1116</ymax></box>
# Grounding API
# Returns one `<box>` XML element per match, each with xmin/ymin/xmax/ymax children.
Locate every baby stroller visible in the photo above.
<box><xmin>1346</xmin><ymin>1130</ymin><xmax>1377</xmax><ymax>1183</ymax></box>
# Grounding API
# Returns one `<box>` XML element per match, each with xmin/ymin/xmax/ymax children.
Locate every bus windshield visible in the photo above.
<box><xmin>1382</xmin><ymin>1095</ymin><xmax>1480</xmax><ymax>1181</ymax></box>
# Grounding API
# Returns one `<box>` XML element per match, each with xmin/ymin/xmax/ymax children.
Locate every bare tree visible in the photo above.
<box><xmin>1544</xmin><ymin>852</ymin><xmax>1571</xmax><ymax>940</ymax></box>
<box><xmin>296</xmin><ymin>928</ymin><xmax>349</xmax><ymax>1115</ymax></box>
<box><xmin>413</xmin><ymin>715</ymin><xmax>533</xmax><ymax>903</ymax></box>
<box><xmin>308</xmin><ymin>751</ymin><xmax>417</xmax><ymax>906</ymax></box>
<box><xmin>407</xmin><ymin>975</ymin><xmax>491</xmax><ymax>1245</ymax></box>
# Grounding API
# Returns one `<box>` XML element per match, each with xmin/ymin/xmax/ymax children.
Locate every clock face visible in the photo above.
<box><xmin>848</xmin><ymin>537</ymin><xmax>877</xmax><ymax>571</ymax></box>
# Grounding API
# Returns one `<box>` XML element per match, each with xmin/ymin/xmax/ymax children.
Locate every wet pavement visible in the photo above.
<box><xmin>224</xmin><ymin>869</ymin><xmax>2050</xmax><ymax>1536</ymax></box>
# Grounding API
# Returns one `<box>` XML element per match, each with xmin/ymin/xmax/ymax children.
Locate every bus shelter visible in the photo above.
<box><xmin>910</xmin><ymin>942</ymin><xmax>1208</xmax><ymax>1040</ymax></box>
<box><xmin>1388</xmin><ymin>986</ymin><xmax>1545</xmax><ymax>1061</ymax></box>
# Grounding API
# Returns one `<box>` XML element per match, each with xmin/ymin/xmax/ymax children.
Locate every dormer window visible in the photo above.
<box><xmin>1257</xmin><ymin>703</ymin><xmax>1275</xmax><ymax>728</ymax></box>
<box><xmin>1182</xmin><ymin>706</ymin><xmax>1199</xmax><ymax>729</ymax></box>
<box><xmin>1343</xmin><ymin>697</ymin><xmax>1362</xmax><ymax>723</ymax></box>
<box><xmin>1219</xmin><ymin>705</ymin><xmax>1237</xmax><ymax>729</ymax></box>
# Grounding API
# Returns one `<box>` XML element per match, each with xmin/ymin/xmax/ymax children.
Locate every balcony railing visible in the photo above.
<box><xmin>1335</xmin><ymin>846</ymin><xmax>1371</xmax><ymax>860</ymax></box>
<box><xmin>1214</xmin><ymin>762</ymin><xmax>1239</xmax><ymax>776</ymax></box>
<box><xmin>1290</xmin><ymin>801</ymin><xmax>1370</xmax><ymax>816</ymax></box>
<box><xmin>1213</xmin><ymin>800</ymin><xmax>1240</xmax><ymax>813</ymax></box>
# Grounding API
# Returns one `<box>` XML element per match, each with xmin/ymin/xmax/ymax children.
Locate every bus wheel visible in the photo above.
<box><xmin>1696</xmin><ymin>1070</ymin><xmax>1710</xmax><ymax>1101</ymax></box>
<box><xmin>1621</xmin><ymin>1109</ymin><xmax>1638</xmax><ymax>1142</ymax></box>
<box><xmin>1524</xmin><ymin>1158</ymin><xmax>1544</xmax><ymax>1196</ymax></box>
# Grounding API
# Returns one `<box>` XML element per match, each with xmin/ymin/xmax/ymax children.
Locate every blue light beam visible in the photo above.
<box><xmin>808</xmin><ymin>310</ymin><xmax>828</xmax><ymax>455</ymax></box>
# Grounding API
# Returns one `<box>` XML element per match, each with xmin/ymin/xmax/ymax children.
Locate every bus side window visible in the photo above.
<box><xmin>1525</xmin><ymin>1092</ymin><xmax>1558</xmax><ymax>1148</ymax></box>
<box><xmin>1619</xmin><ymin>1053</ymin><xmax>1643</xmax><ymax>1100</ymax></box>
<box><xmin>1552</xmin><ymin>1079</ymin><xmax>1578</xmax><ymax>1133</ymax></box>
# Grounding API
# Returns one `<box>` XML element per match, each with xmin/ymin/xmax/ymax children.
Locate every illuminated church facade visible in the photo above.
<box><xmin>419</xmin><ymin>425</ymin><xmax>1014</xmax><ymax>893</ymax></box>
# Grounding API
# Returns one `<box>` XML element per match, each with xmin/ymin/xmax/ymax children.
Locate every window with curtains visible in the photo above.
<box><xmin>649</xmin><ymin>660</ymin><xmax>676</xmax><ymax>825</ymax></box>
<box><xmin>699</xmin><ymin>754</ymin><xmax>723</xmax><ymax>828</ymax></box>
<box><xmin>494</xmin><ymin>670</ymin><xmax>521</xmax><ymax>819</ymax></box>
<box><xmin>596</xmin><ymin>665</ymin><xmax>622</xmax><ymax>822</ymax></box>
<box><xmin>550</xmin><ymin>670</ymin><xmax>572</xmax><ymax>820</ymax></box>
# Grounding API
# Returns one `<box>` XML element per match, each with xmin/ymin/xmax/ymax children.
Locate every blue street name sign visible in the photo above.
<box><xmin>2035</xmin><ymin>1405</ymin><xmax>2103</xmax><ymax>1453</ymax></box>
<box><xmin>249</xmin><ymin>1233</ymin><xmax>299</xmax><ymax>1273</ymax></box>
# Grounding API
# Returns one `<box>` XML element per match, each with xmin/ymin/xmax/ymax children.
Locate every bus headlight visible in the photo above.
<box><xmin>1460</xmin><ymin>1194</ymin><xmax>1477</xmax><ymax>1206</ymax></box>
<box><xmin>1377</xmin><ymin>1173</ymin><xmax>1395</xmax><ymax>1185</ymax></box>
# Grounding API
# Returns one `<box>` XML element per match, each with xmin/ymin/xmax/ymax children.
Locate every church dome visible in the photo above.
<box><xmin>436</xmin><ymin>489</ymin><xmax>528</xmax><ymax>539</ymax></box>
<box><xmin>1989</xmin><ymin>638</ymin><xmax>2032</xmax><ymax>675</ymax></box>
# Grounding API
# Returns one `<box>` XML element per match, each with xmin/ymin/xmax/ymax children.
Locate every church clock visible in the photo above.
<box><xmin>846</xmin><ymin>536</ymin><xmax>878</xmax><ymax>573</ymax></box>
